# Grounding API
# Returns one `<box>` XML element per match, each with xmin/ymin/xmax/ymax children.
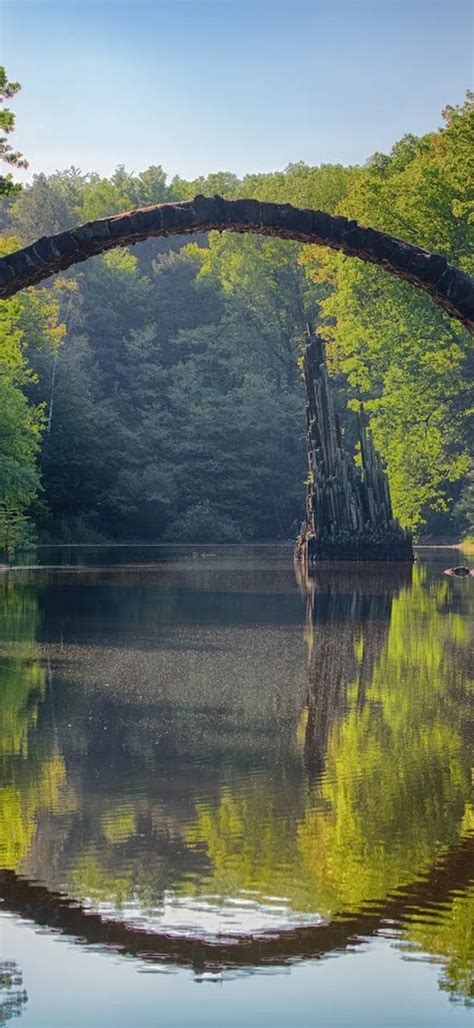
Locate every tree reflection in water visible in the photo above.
<box><xmin>0</xmin><ymin>578</ymin><xmax>73</xmax><ymax>872</ymax></box>
<box><xmin>0</xmin><ymin>559</ymin><xmax>472</xmax><ymax>1003</ymax></box>
<box><xmin>0</xmin><ymin>961</ymin><xmax>28</xmax><ymax>1024</ymax></box>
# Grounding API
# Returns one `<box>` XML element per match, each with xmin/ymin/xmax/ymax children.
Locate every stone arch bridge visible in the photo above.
<box><xmin>0</xmin><ymin>195</ymin><xmax>473</xmax><ymax>331</ymax></box>
<box><xmin>0</xmin><ymin>833</ymin><xmax>472</xmax><ymax>970</ymax></box>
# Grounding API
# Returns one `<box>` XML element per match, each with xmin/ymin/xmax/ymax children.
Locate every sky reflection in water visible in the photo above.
<box><xmin>0</xmin><ymin>545</ymin><xmax>472</xmax><ymax>1026</ymax></box>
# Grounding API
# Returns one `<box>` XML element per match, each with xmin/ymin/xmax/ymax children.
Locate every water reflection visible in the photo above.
<box><xmin>0</xmin><ymin>960</ymin><xmax>28</xmax><ymax>1024</ymax></box>
<box><xmin>299</xmin><ymin>564</ymin><xmax>472</xmax><ymax>907</ymax></box>
<box><xmin>0</xmin><ymin>550</ymin><xmax>472</xmax><ymax>1007</ymax></box>
<box><xmin>296</xmin><ymin>563</ymin><xmax>413</xmax><ymax>777</ymax></box>
<box><xmin>0</xmin><ymin>580</ymin><xmax>71</xmax><ymax>873</ymax></box>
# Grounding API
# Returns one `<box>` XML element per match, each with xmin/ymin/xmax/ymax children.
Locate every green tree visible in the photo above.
<box><xmin>10</xmin><ymin>168</ymin><xmax>87</xmax><ymax>242</ymax></box>
<box><xmin>2</xmin><ymin>123</ymin><xmax>471</xmax><ymax>542</ymax></box>
<box><xmin>0</xmin><ymin>67</ymin><xmax>28</xmax><ymax>197</ymax></box>
<box><xmin>0</xmin><ymin>504</ymin><xmax>30</xmax><ymax>564</ymax></box>
<box><xmin>0</xmin><ymin>294</ymin><xmax>44</xmax><ymax>551</ymax></box>
<box><xmin>0</xmin><ymin>238</ymin><xmax>64</xmax><ymax>556</ymax></box>
<box><xmin>302</xmin><ymin>95</ymin><xmax>474</xmax><ymax>533</ymax></box>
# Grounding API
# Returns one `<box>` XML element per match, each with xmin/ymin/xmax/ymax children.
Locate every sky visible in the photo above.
<box><xmin>1</xmin><ymin>0</ymin><xmax>472</xmax><ymax>183</ymax></box>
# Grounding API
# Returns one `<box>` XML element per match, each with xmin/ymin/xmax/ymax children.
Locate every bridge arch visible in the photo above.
<box><xmin>0</xmin><ymin>195</ymin><xmax>472</xmax><ymax>331</ymax></box>
<box><xmin>1</xmin><ymin>834</ymin><xmax>472</xmax><ymax>970</ymax></box>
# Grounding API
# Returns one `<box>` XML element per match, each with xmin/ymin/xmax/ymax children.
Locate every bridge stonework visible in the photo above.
<box><xmin>0</xmin><ymin>195</ymin><xmax>473</xmax><ymax>331</ymax></box>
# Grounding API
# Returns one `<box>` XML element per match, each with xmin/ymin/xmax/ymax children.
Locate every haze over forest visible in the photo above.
<box><xmin>1</xmin><ymin>80</ymin><xmax>473</xmax><ymax>545</ymax></box>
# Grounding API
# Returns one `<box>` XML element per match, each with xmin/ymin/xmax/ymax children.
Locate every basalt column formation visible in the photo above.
<box><xmin>296</xmin><ymin>329</ymin><xmax>413</xmax><ymax>563</ymax></box>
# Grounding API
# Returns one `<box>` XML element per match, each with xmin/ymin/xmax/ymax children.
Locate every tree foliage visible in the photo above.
<box><xmin>301</xmin><ymin>95</ymin><xmax>473</xmax><ymax>531</ymax></box>
<box><xmin>0</xmin><ymin>67</ymin><xmax>28</xmax><ymax>198</ymax></box>
<box><xmin>0</xmin><ymin>239</ymin><xmax>65</xmax><ymax>557</ymax></box>
<box><xmin>0</xmin><ymin>96</ymin><xmax>472</xmax><ymax>540</ymax></box>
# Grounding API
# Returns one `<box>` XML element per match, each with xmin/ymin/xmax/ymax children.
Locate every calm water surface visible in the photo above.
<box><xmin>0</xmin><ymin>545</ymin><xmax>472</xmax><ymax>1027</ymax></box>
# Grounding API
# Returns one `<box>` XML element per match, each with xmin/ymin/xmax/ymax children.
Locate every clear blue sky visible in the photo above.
<box><xmin>2</xmin><ymin>0</ymin><xmax>472</xmax><ymax>183</ymax></box>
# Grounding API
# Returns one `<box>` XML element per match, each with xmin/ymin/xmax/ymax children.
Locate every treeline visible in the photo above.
<box><xmin>0</xmin><ymin>84</ymin><xmax>472</xmax><ymax>546</ymax></box>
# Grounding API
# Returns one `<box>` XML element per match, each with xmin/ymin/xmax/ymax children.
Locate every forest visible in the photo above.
<box><xmin>1</xmin><ymin>72</ymin><xmax>473</xmax><ymax>546</ymax></box>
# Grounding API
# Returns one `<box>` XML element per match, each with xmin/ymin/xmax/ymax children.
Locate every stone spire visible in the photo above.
<box><xmin>298</xmin><ymin>327</ymin><xmax>413</xmax><ymax>562</ymax></box>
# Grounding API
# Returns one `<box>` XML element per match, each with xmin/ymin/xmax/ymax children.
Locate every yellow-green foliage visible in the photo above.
<box><xmin>70</xmin><ymin>854</ymin><xmax>135</xmax><ymax>910</ymax></box>
<box><xmin>298</xmin><ymin>567</ymin><xmax>471</xmax><ymax>910</ymax></box>
<box><xmin>0</xmin><ymin>235</ymin><xmax>65</xmax><ymax>518</ymax></box>
<box><xmin>301</xmin><ymin>97</ymin><xmax>473</xmax><ymax>531</ymax></box>
<box><xmin>0</xmin><ymin>756</ymin><xmax>68</xmax><ymax>870</ymax></box>
<box><xmin>0</xmin><ymin>583</ymin><xmax>71</xmax><ymax>869</ymax></box>
<box><xmin>183</xmin><ymin>567</ymin><xmax>472</xmax><ymax>998</ymax></box>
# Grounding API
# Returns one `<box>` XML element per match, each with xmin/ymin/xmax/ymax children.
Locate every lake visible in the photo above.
<box><xmin>0</xmin><ymin>545</ymin><xmax>472</xmax><ymax>1027</ymax></box>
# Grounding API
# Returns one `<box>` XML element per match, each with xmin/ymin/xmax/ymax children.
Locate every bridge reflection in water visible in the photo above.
<box><xmin>0</xmin><ymin>549</ymin><xmax>472</xmax><ymax>1003</ymax></box>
